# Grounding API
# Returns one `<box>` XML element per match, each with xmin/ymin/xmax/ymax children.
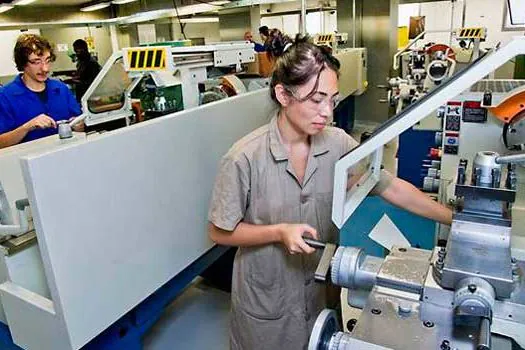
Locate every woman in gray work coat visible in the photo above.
<box><xmin>208</xmin><ymin>34</ymin><xmax>453</xmax><ymax>350</ymax></box>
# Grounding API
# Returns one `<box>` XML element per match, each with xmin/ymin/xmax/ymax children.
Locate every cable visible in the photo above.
<box><xmin>172</xmin><ymin>0</ymin><xmax>187</xmax><ymax>40</ymax></box>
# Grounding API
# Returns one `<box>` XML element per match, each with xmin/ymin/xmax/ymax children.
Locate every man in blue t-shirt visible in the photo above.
<box><xmin>0</xmin><ymin>34</ymin><xmax>82</xmax><ymax>149</ymax></box>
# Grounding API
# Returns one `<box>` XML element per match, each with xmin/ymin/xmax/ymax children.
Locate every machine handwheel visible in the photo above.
<box><xmin>308</xmin><ymin>309</ymin><xmax>340</xmax><ymax>350</ymax></box>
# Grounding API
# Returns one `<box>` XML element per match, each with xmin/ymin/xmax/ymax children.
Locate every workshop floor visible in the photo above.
<box><xmin>143</xmin><ymin>278</ymin><xmax>231</xmax><ymax>350</ymax></box>
<box><xmin>143</xmin><ymin>121</ymin><xmax>394</xmax><ymax>350</ymax></box>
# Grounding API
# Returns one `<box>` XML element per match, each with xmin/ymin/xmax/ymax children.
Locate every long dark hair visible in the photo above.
<box><xmin>269</xmin><ymin>34</ymin><xmax>340</xmax><ymax>105</ymax></box>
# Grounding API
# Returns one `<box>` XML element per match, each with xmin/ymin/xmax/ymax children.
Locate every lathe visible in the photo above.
<box><xmin>309</xmin><ymin>36</ymin><xmax>525</xmax><ymax>350</ymax></box>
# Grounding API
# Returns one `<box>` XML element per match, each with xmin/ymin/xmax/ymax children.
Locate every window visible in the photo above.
<box><xmin>503</xmin><ymin>0</ymin><xmax>525</xmax><ymax>31</ymax></box>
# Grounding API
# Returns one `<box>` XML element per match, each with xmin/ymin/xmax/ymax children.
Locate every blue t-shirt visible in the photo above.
<box><xmin>0</xmin><ymin>75</ymin><xmax>82</xmax><ymax>143</ymax></box>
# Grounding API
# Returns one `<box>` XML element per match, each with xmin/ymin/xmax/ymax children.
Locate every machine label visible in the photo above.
<box><xmin>462</xmin><ymin>100</ymin><xmax>487</xmax><ymax>123</ymax></box>
<box><xmin>445</xmin><ymin>101</ymin><xmax>462</xmax><ymax>132</ymax></box>
<box><xmin>444</xmin><ymin>132</ymin><xmax>459</xmax><ymax>154</ymax></box>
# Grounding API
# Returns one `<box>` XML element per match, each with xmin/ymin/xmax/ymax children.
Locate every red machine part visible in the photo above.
<box><xmin>426</xmin><ymin>44</ymin><xmax>456</xmax><ymax>61</ymax></box>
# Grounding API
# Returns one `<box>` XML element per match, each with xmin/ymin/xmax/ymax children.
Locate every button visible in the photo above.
<box><xmin>300</xmin><ymin>195</ymin><xmax>308</xmax><ymax>204</ymax></box>
<box><xmin>305</xmin><ymin>313</ymin><xmax>311</xmax><ymax>321</ymax></box>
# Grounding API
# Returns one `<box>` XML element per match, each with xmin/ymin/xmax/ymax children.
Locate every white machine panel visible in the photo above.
<box><xmin>3</xmin><ymin>89</ymin><xmax>274</xmax><ymax>350</ymax></box>
<box><xmin>0</xmin><ymin>135</ymin><xmax>85</xmax><ymax>223</ymax></box>
<box><xmin>334</xmin><ymin>48</ymin><xmax>367</xmax><ymax>98</ymax></box>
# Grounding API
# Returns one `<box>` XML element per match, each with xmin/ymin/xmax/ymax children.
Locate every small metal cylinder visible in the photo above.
<box><xmin>58</xmin><ymin>122</ymin><xmax>73</xmax><ymax>139</ymax></box>
<box><xmin>472</xmin><ymin>151</ymin><xmax>501</xmax><ymax>188</ymax></box>
<box><xmin>477</xmin><ymin>318</ymin><xmax>491</xmax><ymax>350</ymax></box>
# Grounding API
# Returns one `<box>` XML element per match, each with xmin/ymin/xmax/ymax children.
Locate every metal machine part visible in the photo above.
<box><xmin>75</xmin><ymin>42</ymin><xmax>256</xmax><ymax>130</ymax></box>
<box><xmin>454</xmin><ymin>277</ymin><xmax>495</xmax><ymax>320</ymax></box>
<box><xmin>436</xmin><ymin>79</ymin><xmax>525</xmax><ymax>243</ymax></box>
<box><xmin>57</xmin><ymin>121</ymin><xmax>73</xmax><ymax>140</ymax></box>
<box><xmin>330</xmin><ymin>247</ymin><xmax>382</xmax><ymax>291</ymax></box>
<box><xmin>304</xmin><ymin>237</ymin><xmax>338</xmax><ymax>283</ymax></box>
<box><xmin>387</xmin><ymin>30</ymin><xmax>474</xmax><ymax>113</ymax></box>
<box><xmin>311</xmin><ymin>151</ymin><xmax>525</xmax><ymax>349</ymax></box>
<box><xmin>505</xmin><ymin>112</ymin><xmax>525</xmax><ymax>150</ymax></box>
<box><xmin>0</xmin><ymin>197</ymin><xmax>30</xmax><ymax>237</ymax></box>
<box><xmin>471</xmin><ymin>151</ymin><xmax>502</xmax><ymax>187</ymax></box>
<box><xmin>332</xmin><ymin>37</ymin><xmax>525</xmax><ymax>230</ymax></box>
<box><xmin>318</xmin><ymin>34</ymin><xmax>525</xmax><ymax>350</ymax></box>
<box><xmin>0</xmin><ymin>231</ymin><xmax>37</xmax><ymax>257</ymax></box>
<box><xmin>309</xmin><ymin>309</ymin><xmax>341</xmax><ymax>350</ymax></box>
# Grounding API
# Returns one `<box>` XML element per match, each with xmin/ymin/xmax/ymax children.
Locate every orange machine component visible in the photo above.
<box><xmin>488</xmin><ymin>89</ymin><xmax>525</xmax><ymax>123</ymax></box>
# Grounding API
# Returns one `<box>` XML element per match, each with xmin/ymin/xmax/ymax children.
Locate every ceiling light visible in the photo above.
<box><xmin>0</xmin><ymin>5</ymin><xmax>14</xmax><ymax>13</ymax></box>
<box><xmin>14</xmin><ymin>0</ymin><xmax>37</xmax><ymax>5</ymax></box>
<box><xmin>209</xmin><ymin>1</ymin><xmax>230</xmax><ymax>5</ymax></box>
<box><xmin>111</xmin><ymin>0</ymin><xmax>138</xmax><ymax>4</ymax></box>
<box><xmin>80</xmin><ymin>2</ymin><xmax>111</xmax><ymax>12</ymax></box>
<box><xmin>180</xmin><ymin>16</ymin><xmax>219</xmax><ymax>23</ymax></box>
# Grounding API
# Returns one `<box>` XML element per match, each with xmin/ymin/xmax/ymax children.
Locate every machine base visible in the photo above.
<box><xmin>0</xmin><ymin>245</ymin><xmax>231</xmax><ymax>350</ymax></box>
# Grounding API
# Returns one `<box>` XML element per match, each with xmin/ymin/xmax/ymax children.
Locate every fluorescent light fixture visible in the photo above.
<box><xmin>14</xmin><ymin>0</ymin><xmax>38</xmax><ymax>5</ymax></box>
<box><xmin>180</xmin><ymin>16</ymin><xmax>219</xmax><ymax>23</ymax></box>
<box><xmin>0</xmin><ymin>5</ymin><xmax>14</xmax><ymax>13</ymax></box>
<box><xmin>112</xmin><ymin>0</ymin><xmax>138</xmax><ymax>4</ymax></box>
<box><xmin>80</xmin><ymin>2</ymin><xmax>111</xmax><ymax>12</ymax></box>
<box><xmin>209</xmin><ymin>1</ymin><xmax>231</xmax><ymax>5</ymax></box>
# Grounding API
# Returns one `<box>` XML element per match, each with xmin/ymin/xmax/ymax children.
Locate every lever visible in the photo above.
<box><xmin>303</xmin><ymin>237</ymin><xmax>326</xmax><ymax>250</ymax></box>
<box><xmin>303</xmin><ymin>236</ymin><xmax>337</xmax><ymax>283</ymax></box>
<box><xmin>495</xmin><ymin>152</ymin><xmax>525</xmax><ymax>164</ymax></box>
<box><xmin>477</xmin><ymin>317</ymin><xmax>491</xmax><ymax>350</ymax></box>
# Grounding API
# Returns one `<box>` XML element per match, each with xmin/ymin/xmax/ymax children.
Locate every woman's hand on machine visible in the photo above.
<box><xmin>278</xmin><ymin>223</ymin><xmax>319</xmax><ymax>255</ymax></box>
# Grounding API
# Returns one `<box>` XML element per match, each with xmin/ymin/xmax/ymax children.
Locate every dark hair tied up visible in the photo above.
<box><xmin>269</xmin><ymin>34</ymin><xmax>340</xmax><ymax>105</ymax></box>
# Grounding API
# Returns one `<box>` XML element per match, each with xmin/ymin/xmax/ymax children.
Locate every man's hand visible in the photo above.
<box><xmin>69</xmin><ymin>117</ymin><xmax>85</xmax><ymax>132</ymax></box>
<box><xmin>23</xmin><ymin>114</ymin><xmax>57</xmax><ymax>131</ymax></box>
<box><xmin>278</xmin><ymin>223</ymin><xmax>319</xmax><ymax>255</ymax></box>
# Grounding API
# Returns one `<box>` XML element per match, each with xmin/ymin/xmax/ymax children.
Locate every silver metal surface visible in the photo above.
<box><xmin>376</xmin><ymin>247</ymin><xmax>431</xmax><ymax>294</ymax></box>
<box><xmin>349</xmin><ymin>287</ymin><xmax>480</xmax><ymax>350</ymax></box>
<box><xmin>321</xmin><ymin>231</ymin><xmax>525</xmax><ymax>349</ymax></box>
<box><xmin>316</xmin><ymin>243</ymin><xmax>525</xmax><ymax>350</ymax></box>
<box><xmin>441</xmin><ymin>220</ymin><xmax>514</xmax><ymax>298</ymax></box>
